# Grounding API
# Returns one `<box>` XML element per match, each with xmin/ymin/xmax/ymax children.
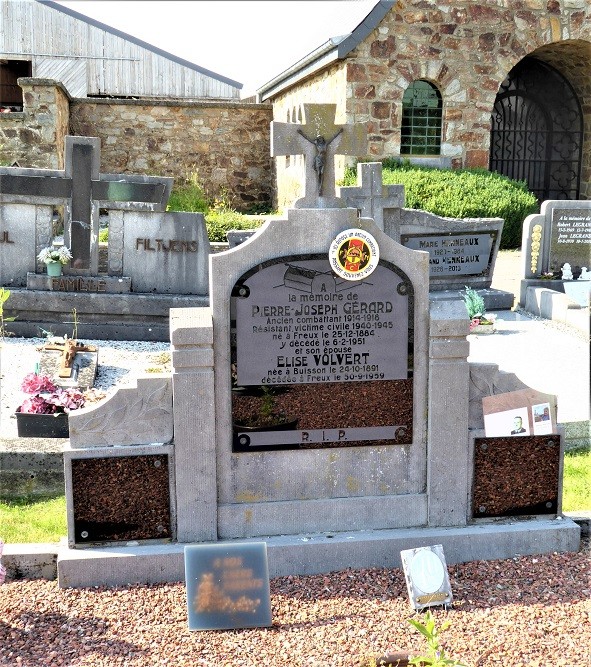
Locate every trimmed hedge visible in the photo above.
<box><xmin>341</xmin><ymin>160</ymin><xmax>539</xmax><ymax>249</ymax></box>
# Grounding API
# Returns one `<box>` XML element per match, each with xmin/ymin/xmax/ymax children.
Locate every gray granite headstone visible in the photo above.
<box><xmin>0</xmin><ymin>204</ymin><xmax>50</xmax><ymax>286</ymax></box>
<box><xmin>0</xmin><ymin>136</ymin><xmax>173</xmax><ymax>276</ymax></box>
<box><xmin>522</xmin><ymin>200</ymin><xmax>591</xmax><ymax>279</ymax></box>
<box><xmin>117</xmin><ymin>210</ymin><xmax>210</xmax><ymax>294</ymax></box>
<box><xmin>339</xmin><ymin>162</ymin><xmax>404</xmax><ymax>233</ymax></box>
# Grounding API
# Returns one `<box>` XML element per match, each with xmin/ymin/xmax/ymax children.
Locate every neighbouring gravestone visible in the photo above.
<box><xmin>110</xmin><ymin>210</ymin><xmax>210</xmax><ymax>294</ymax></box>
<box><xmin>184</xmin><ymin>543</ymin><xmax>272</xmax><ymax>631</ymax></box>
<box><xmin>0</xmin><ymin>136</ymin><xmax>172</xmax><ymax>277</ymax></box>
<box><xmin>338</xmin><ymin>161</ymin><xmax>404</xmax><ymax>232</ymax></box>
<box><xmin>271</xmin><ymin>103</ymin><xmax>366</xmax><ymax>208</ymax></box>
<box><xmin>39</xmin><ymin>337</ymin><xmax>98</xmax><ymax>391</ymax></box>
<box><xmin>521</xmin><ymin>200</ymin><xmax>591</xmax><ymax>306</ymax></box>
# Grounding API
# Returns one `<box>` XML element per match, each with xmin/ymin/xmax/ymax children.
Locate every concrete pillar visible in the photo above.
<box><xmin>427</xmin><ymin>301</ymin><xmax>470</xmax><ymax>527</ymax></box>
<box><xmin>171</xmin><ymin>307</ymin><xmax>217</xmax><ymax>542</ymax></box>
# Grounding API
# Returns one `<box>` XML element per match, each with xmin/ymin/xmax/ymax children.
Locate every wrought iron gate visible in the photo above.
<box><xmin>489</xmin><ymin>57</ymin><xmax>582</xmax><ymax>201</ymax></box>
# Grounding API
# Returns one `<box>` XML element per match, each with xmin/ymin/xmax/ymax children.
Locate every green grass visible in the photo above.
<box><xmin>0</xmin><ymin>495</ymin><xmax>66</xmax><ymax>543</ymax></box>
<box><xmin>1</xmin><ymin>448</ymin><xmax>588</xmax><ymax>543</ymax></box>
<box><xmin>562</xmin><ymin>447</ymin><xmax>591</xmax><ymax>513</ymax></box>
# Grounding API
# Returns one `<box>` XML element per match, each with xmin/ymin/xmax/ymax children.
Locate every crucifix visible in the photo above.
<box><xmin>0</xmin><ymin>136</ymin><xmax>172</xmax><ymax>275</ymax></box>
<box><xmin>271</xmin><ymin>103</ymin><xmax>367</xmax><ymax>209</ymax></box>
<box><xmin>43</xmin><ymin>337</ymin><xmax>98</xmax><ymax>379</ymax></box>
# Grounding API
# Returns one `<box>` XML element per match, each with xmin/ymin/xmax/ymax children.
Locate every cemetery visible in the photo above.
<box><xmin>0</xmin><ymin>1</ymin><xmax>589</xmax><ymax>661</ymax></box>
<box><xmin>1</xmin><ymin>103</ymin><xmax>588</xmax><ymax>592</ymax></box>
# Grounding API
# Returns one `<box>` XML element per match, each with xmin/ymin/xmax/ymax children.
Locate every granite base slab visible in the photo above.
<box><xmin>56</xmin><ymin>518</ymin><xmax>579</xmax><ymax>588</ymax></box>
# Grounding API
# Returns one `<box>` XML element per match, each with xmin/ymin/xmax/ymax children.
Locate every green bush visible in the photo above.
<box><xmin>205</xmin><ymin>207</ymin><xmax>264</xmax><ymax>242</ymax></box>
<box><xmin>342</xmin><ymin>160</ymin><xmax>539</xmax><ymax>249</ymax></box>
<box><xmin>167</xmin><ymin>176</ymin><xmax>209</xmax><ymax>214</ymax></box>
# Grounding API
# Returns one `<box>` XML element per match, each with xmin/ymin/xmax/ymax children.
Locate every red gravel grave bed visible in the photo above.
<box><xmin>1</xmin><ymin>546</ymin><xmax>589</xmax><ymax>666</ymax></box>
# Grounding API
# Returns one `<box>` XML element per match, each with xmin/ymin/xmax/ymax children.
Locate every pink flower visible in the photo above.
<box><xmin>47</xmin><ymin>388</ymin><xmax>86</xmax><ymax>412</ymax></box>
<box><xmin>20</xmin><ymin>373</ymin><xmax>57</xmax><ymax>394</ymax></box>
<box><xmin>19</xmin><ymin>395</ymin><xmax>57</xmax><ymax>414</ymax></box>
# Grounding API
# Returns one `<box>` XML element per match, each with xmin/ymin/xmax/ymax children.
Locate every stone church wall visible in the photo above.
<box><xmin>269</xmin><ymin>0</ymin><xmax>590</xmax><ymax>204</ymax></box>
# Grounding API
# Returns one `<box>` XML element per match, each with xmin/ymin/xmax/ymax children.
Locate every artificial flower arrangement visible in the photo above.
<box><xmin>37</xmin><ymin>245</ymin><xmax>73</xmax><ymax>266</ymax></box>
<box><xmin>18</xmin><ymin>372</ymin><xmax>86</xmax><ymax>414</ymax></box>
<box><xmin>462</xmin><ymin>286</ymin><xmax>497</xmax><ymax>332</ymax></box>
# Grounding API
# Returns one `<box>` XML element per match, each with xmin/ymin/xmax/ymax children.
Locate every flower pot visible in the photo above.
<box><xmin>46</xmin><ymin>262</ymin><xmax>63</xmax><ymax>277</ymax></box>
<box><xmin>15</xmin><ymin>409</ymin><xmax>69</xmax><ymax>438</ymax></box>
<box><xmin>471</xmin><ymin>323</ymin><xmax>495</xmax><ymax>335</ymax></box>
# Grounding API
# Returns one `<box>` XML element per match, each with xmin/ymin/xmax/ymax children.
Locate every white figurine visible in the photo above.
<box><xmin>561</xmin><ymin>263</ymin><xmax>573</xmax><ymax>280</ymax></box>
<box><xmin>578</xmin><ymin>267</ymin><xmax>590</xmax><ymax>281</ymax></box>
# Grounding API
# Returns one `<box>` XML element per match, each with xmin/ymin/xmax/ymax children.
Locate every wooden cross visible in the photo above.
<box><xmin>0</xmin><ymin>136</ymin><xmax>173</xmax><ymax>274</ymax></box>
<box><xmin>271</xmin><ymin>104</ymin><xmax>367</xmax><ymax>208</ymax></box>
<box><xmin>339</xmin><ymin>162</ymin><xmax>405</xmax><ymax>235</ymax></box>
<box><xmin>44</xmin><ymin>337</ymin><xmax>97</xmax><ymax>378</ymax></box>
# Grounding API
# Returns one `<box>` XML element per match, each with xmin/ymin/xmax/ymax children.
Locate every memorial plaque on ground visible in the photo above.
<box><xmin>549</xmin><ymin>207</ymin><xmax>591</xmax><ymax>275</ymax></box>
<box><xmin>231</xmin><ymin>255</ymin><xmax>413</xmax><ymax>451</ymax></box>
<box><xmin>401</xmin><ymin>231</ymin><xmax>496</xmax><ymax>278</ymax></box>
<box><xmin>185</xmin><ymin>542</ymin><xmax>271</xmax><ymax>631</ymax></box>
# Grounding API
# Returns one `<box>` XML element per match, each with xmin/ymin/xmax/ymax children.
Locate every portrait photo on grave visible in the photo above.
<box><xmin>230</xmin><ymin>255</ymin><xmax>414</xmax><ymax>451</ymax></box>
<box><xmin>482</xmin><ymin>389</ymin><xmax>557</xmax><ymax>438</ymax></box>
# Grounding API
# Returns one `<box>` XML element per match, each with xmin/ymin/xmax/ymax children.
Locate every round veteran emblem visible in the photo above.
<box><xmin>329</xmin><ymin>228</ymin><xmax>379</xmax><ymax>281</ymax></box>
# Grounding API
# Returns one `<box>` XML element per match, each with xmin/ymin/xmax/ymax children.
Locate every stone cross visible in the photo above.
<box><xmin>338</xmin><ymin>162</ymin><xmax>405</xmax><ymax>234</ymax></box>
<box><xmin>271</xmin><ymin>103</ymin><xmax>367</xmax><ymax>209</ymax></box>
<box><xmin>0</xmin><ymin>136</ymin><xmax>173</xmax><ymax>274</ymax></box>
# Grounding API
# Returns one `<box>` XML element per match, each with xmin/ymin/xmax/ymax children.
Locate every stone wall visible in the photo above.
<box><xmin>69</xmin><ymin>98</ymin><xmax>273</xmax><ymax>212</ymax></box>
<box><xmin>0</xmin><ymin>78</ymin><xmax>70</xmax><ymax>169</ymax></box>
<box><xmin>0</xmin><ymin>80</ymin><xmax>274</xmax><ymax>213</ymax></box>
<box><xmin>269</xmin><ymin>0</ymin><xmax>590</xmax><ymax>205</ymax></box>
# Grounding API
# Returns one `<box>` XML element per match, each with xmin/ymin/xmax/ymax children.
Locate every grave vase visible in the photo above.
<box><xmin>470</xmin><ymin>323</ymin><xmax>495</xmax><ymax>335</ymax></box>
<box><xmin>46</xmin><ymin>262</ymin><xmax>62</xmax><ymax>277</ymax></box>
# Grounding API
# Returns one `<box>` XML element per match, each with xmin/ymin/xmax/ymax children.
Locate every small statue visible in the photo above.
<box><xmin>578</xmin><ymin>267</ymin><xmax>590</xmax><ymax>281</ymax></box>
<box><xmin>297</xmin><ymin>128</ymin><xmax>343</xmax><ymax>196</ymax></box>
<box><xmin>561</xmin><ymin>263</ymin><xmax>573</xmax><ymax>280</ymax></box>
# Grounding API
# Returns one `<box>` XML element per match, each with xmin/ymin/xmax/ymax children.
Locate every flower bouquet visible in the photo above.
<box><xmin>462</xmin><ymin>286</ymin><xmax>497</xmax><ymax>333</ymax></box>
<box><xmin>16</xmin><ymin>373</ymin><xmax>86</xmax><ymax>438</ymax></box>
<box><xmin>37</xmin><ymin>245</ymin><xmax>72</xmax><ymax>277</ymax></box>
<box><xmin>37</xmin><ymin>245</ymin><xmax>72</xmax><ymax>266</ymax></box>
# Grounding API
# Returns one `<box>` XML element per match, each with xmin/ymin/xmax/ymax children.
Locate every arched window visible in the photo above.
<box><xmin>401</xmin><ymin>80</ymin><xmax>442</xmax><ymax>155</ymax></box>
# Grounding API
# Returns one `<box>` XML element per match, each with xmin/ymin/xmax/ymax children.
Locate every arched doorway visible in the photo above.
<box><xmin>489</xmin><ymin>57</ymin><xmax>583</xmax><ymax>202</ymax></box>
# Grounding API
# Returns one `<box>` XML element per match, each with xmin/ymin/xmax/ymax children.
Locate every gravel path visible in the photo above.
<box><xmin>0</xmin><ymin>546</ymin><xmax>589</xmax><ymax>666</ymax></box>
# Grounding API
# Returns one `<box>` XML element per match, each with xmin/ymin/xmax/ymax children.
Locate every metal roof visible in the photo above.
<box><xmin>38</xmin><ymin>0</ymin><xmax>243</xmax><ymax>90</ymax></box>
<box><xmin>256</xmin><ymin>0</ymin><xmax>393</xmax><ymax>102</ymax></box>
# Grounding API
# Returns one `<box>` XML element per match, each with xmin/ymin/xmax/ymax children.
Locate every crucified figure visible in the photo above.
<box><xmin>297</xmin><ymin>128</ymin><xmax>343</xmax><ymax>196</ymax></box>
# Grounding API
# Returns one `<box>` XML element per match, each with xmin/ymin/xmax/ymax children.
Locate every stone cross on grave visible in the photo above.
<box><xmin>338</xmin><ymin>162</ymin><xmax>405</xmax><ymax>234</ymax></box>
<box><xmin>0</xmin><ymin>136</ymin><xmax>172</xmax><ymax>275</ymax></box>
<box><xmin>271</xmin><ymin>103</ymin><xmax>367</xmax><ymax>209</ymax></box>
